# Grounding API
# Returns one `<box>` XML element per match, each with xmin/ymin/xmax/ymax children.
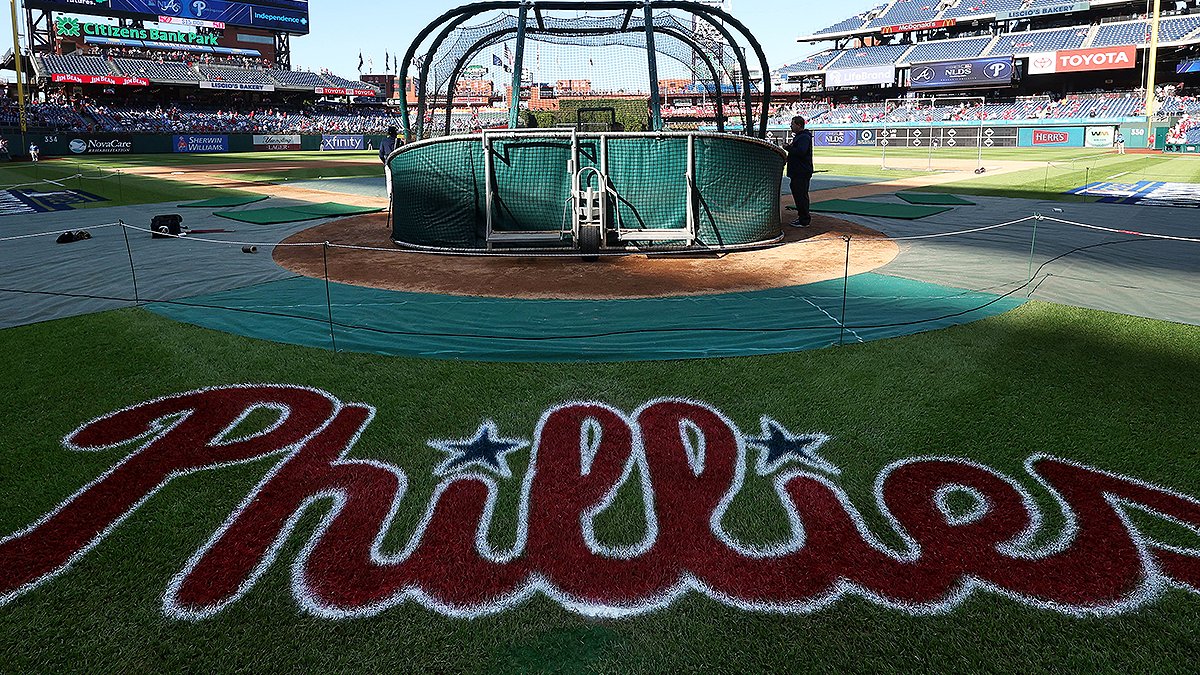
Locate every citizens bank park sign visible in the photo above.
<box><xmin>1</xmin><ymin>385</ymin><xmax>1199</xmax><ymax>620</ymax></box>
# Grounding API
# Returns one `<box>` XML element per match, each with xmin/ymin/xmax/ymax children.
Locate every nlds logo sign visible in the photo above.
<box><xmin>1</xmin><ymin>385</ymin><xmax>1198</xmax><ymax>620</ymax></box>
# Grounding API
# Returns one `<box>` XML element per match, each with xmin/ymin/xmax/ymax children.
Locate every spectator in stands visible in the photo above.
<box><xmin>786</xmin><ymin>116</ymin><xmax>813</xmax><ymax>228</ymax></box>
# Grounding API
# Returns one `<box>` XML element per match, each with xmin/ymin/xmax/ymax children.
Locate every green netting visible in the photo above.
<box><xmin>811</xmin><ymin>200</ymin><xmax>952</xmax><ymax>220</ymax></box>
<box><xmin>215</xmin><ymin>203</ymin><xmax>382</xmax><ymax>225</ymax></box>
<box><xmin>608</xmin><ymin>136</ymin><xmax>688</xmax><ymax>233</ymax></box>
<box><xmin>390</xmin><ymin>133</ymin><xmax>784</xmax><ymax>249</ymax></box>
<box><xmin>897</xmin><ymin>193</ymin><xmax>977</xmax><ymax>206</ymax></box>
<box><xmin>178</xmin><ymin>195</ymin><xmax>270</xmax><ymax>208</ymax></box>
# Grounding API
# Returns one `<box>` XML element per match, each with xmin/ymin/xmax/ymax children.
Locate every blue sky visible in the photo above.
<box><xmin>1</xmin><ymin>0</ymin><xmax>867</xmax><ymax>79</ymax></box>
<box><xmin>291</xmin><ymin>1</ymin><xmax>860</xmax><ymax>76</ymax></box>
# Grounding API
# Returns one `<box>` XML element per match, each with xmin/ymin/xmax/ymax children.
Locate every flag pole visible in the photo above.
<box><xmin>1144</xmin><ymin>0</ymin><xmax>1162</xmax><ymax>148</ymax></box>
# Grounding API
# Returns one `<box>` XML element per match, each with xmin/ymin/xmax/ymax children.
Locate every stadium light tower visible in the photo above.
<box><xmin>8</xmin><ymin>0</ymin><xmax>27</xmax><ymax>135</ymax></box>
<box><xmin>1144</xmin><ymin>0</ymin><xmax>1162</xmax><ymax>143</ymax></box>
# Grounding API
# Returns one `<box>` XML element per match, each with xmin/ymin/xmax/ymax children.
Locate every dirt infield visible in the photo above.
<box><xmin>273</xmin><ymin>211</ymin><xmax>898</xmax><ymax>300</ymax></box>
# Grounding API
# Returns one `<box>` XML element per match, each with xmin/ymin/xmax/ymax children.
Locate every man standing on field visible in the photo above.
<box><xmin>379</xmin><ymin>126</ymin><xmax>400</xmax><ymax>197</ymax></box>
<box><xmin>786</xmin><ymin>116</ymin><xmax>814</xmax><ymax>227</ymax></box>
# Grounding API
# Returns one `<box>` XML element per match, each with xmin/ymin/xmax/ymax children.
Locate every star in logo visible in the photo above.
<box><xmin>427</xmin><ymin>421</ymin><xmax>528</xmax><ymax>478</ymax></box>
<box><xmin>744</xmin><ymin>417</ymin><xmax>838</xmax><ymax>476</ymax></box>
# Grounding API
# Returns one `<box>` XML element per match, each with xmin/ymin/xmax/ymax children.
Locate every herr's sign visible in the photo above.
<box><xmin>51</xmin><ymin>73</ymin><xmax>148</xmax><ymax>86</ymax></box>
<box><xmin>881</xmin><ymin>18</ymin><xmax>956</xmax><ymax>36</ymax></box>
<box><xmin>910</xmin><ymin>57</ymin><xmax>1014</xmax><ymax>89</ymax></box>
<box><xmin>825</xmin><ymin>65</ymin><xmax>895</xmax><ymax>88</ymax></box>
<box><xmin>996</xmin><ymin>1</ymin><xmax>1089</xmax><ymax>20</ymax></box>
<box><xmin>1027</xmin><ymin>46</ymin><xmax>1137</xmax><ymax>75</ymax></box>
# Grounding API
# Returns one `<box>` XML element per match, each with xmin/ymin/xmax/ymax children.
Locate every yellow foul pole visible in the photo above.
<box><xmin>1144</xmin><ymin>0</ymin><xmax>1162</xmax><ymax>146</ymax></box>
<box><xmin>9</xmin><ymin>0</ymin><xmax>27</xmax><ymax>134</ymax></box>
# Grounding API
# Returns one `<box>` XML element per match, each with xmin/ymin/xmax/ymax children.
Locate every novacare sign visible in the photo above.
<box><xmin>1027</xmin><ymin>46</ymin><xmax>1137</xmax><ymax>75</ymax></box>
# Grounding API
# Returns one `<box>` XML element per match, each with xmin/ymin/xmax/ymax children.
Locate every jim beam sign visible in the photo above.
<box><xmin>1028</xmin><ymin>45</ymin><xmax>1137</xmax><ymax>75</ymax></box>
<box><xmin>2</xmin><ymin>385</ymin><xmax>1200</xmax><ymax>619</ymax></box>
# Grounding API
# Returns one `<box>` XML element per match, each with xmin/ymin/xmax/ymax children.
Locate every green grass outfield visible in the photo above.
<box><xmin>1</xmin><ymin>301</ymin><xmax>1198</xmax><ymax>672</ymax></box>
<box><xmin>0</xmin><ymin>151</ymin><xmax>382</xmax><ymax>208</ymax></box>
<box><xmin>814</xmin><ymin>146</ymin><xmax>1200</xmax><ymax>201</ymax></box>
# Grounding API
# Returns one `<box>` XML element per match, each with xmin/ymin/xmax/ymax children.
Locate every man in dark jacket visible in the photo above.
<box><xmin>786</xmin><ymin>116</ymin><xmax>814</xmax><ymax>227</ymax></box>
<box><xmin>380</xmin><ymin>126</ymin><xmax>399</xmax><ymax>197</ymax></box>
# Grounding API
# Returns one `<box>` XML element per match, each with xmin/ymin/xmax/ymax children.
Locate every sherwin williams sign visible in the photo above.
<box><xmin>1018</xmin><ymin>127</ymin><xmax>1085</xmax><ymax>147</ymax></box>
<box><xmin>320</xmin><ymin>135</ymin><xmax>365</xmax><ymax>151</ymax></box>
<box><xmin>173</xmin><ymin>135</ymin><xmax>230</xmax><ymax>153</ymax></box>
<box><xmin>909</xmin><ymin>57</ymin><xmax>1014</xmax><ymax>89</ymax></box>
<box><xmin>824</xmin><ymin>65</ymin><xmax>895</xmax><ymax>88</ymax></box>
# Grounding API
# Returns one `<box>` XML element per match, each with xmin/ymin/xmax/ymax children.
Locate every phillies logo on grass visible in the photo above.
<box><xmin>1</xmin><ymin>385</ymin><xmax>1198</xmax><ymax>619</ymax></box>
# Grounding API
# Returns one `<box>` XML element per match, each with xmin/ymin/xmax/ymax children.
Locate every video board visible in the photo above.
<box><xmin>29</xmin><ymin>0</ymin><xmax>310</xmax><ymax>34</ymax></box>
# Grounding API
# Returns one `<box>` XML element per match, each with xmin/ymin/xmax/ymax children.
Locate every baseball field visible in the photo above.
<box><xmin>1</xmin><ymin>145</ymin><xmax>1198</xmax><ymax>672</ymax></box>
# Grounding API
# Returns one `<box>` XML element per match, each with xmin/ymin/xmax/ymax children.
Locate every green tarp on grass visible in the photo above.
<box><xmin>811</xmin><ymin>199</ymin><xmax>952</xmax><ymax>220</ymax></box>
<box><xmin>146</xmin><ymin>272</ymin><xmax>1024</xmax><ymax>362</ymax></box>
<box><xmin>177</xmin><ymin>195</ymin><xmax>270</xmax><ymax>208</ymax></box>
<box><xmin>214</xmin><ymin>202</ymin><xmax>383</xmax><ymax>225</ymax></box>
<box><xmin>897</xmin><ymin>193</ymin><xmax>977</xmax><ymax>206</ymax></box>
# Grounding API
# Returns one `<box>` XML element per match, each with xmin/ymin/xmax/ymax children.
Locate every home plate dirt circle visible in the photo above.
<box><xmin>274</xmin><ymin>213</ymin><xmax>899</xmax><ymax>300</ymax></box>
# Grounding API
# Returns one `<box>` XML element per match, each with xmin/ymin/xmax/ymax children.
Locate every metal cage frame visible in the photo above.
<box><xmin>397</xmin><ymin>0</ymin><xmax>773</xmax><ymax>141</ymax></box>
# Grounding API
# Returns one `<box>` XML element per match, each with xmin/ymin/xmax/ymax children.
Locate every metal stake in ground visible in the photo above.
<box><xmin>839</xmin><ymin>235</ymin><xmax>851</xmax><ymax>346</ymax></box>
<box><xmin>323</xmin><ymin>241</ymin><xmax>338</xmax><ymax>352</ymax></box>
<box><xmin>120</xmin><ymin>220</ymin><xmax>141</xmax><ymax>305</ymax></box>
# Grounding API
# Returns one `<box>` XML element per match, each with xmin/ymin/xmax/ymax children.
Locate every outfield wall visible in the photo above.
<box><xmin>740</xmin><ymin>119</ymin><xmax>1175</xmax><ymax>151</ymax></box>
<box><xmin>1</xmin><ymin>133</ymin><xmax>389</xmax><ymax>158</ymax></box>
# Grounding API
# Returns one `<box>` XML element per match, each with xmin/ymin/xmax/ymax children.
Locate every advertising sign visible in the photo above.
<box><xmin>996</xmin><ymin>2</ymin><xmax>1089</xmax><ymax>20</ymax></box>
<box><xmin>68</xmin><ymin>136</ymin><xmax>134</xmax><ymax>154</ymax></box>
<box><xmin>200</xmin><ymin>81</ymin><xmax>276</xmax><ymax>92</ymax></box>
<box><xmin>1086</xmin><ymin>126</ymin><xmax>1115</xmax><ymax>148</ymax></box>
<box><xmin>320</xmin><ymin>135</ymin><xmax>365</xmax><ymax>151</ymax></box>
<box><xmin>253</xmin><ymin>134</ymin><xmax>302</xmax><ymax>151</ymax></box>
<box><xmin>1018</xmin><ymin>127</ymin><xmax>1085</xmax><ymax>147</ymax></box>
<box><xmin>813</xmin><ymin>130</ymin><xmax>859</xmax><ymax>147</ymax></box>
<box><xmin>876</xmin><ymin>125</ymin><xmax>1019</xmax><ymax>148</ymax></box>
<box><xmin>1027</xmin><ymin>46</ymin><xmax>1137</xmax><ymax>75</ymax></box>
<box><xmin>33</xmin><ymin>0</ymin><xmax>309</xmax><ymax>34</ymax></box>
<box><xmin>1179</xmin><ymin>59</ymin><xmax>1200</xmax><ymax>74</ymax></box>
<box><xmin>881</xmin><ymin>18</ymin><xmax>956</xmax><ymax>35</ymax></box>
<box><xmin>824</xmin><ymin>65</ymin><xmax>895</xmax><ymax>88</ymax></box>
<box><xmin>314</xmin><ymin>87</ymin><xmax>378</xmax><ymax>97</ymax></box>
<box><xmin>173</xmin><ymin>135</ymin><xmax>230</xmax><ymax>153</ymax></box>
<box><xmin>51</xmin><ymin>73</ymin><xmax>148</xmax><ymax>86</ymax></box>
<box><xmin>909</xmin><ymin>57</ymin><xmax>1014</xmax><ymax>89</ymax></box>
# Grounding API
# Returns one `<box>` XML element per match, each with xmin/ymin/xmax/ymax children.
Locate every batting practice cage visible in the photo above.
<box><xmin>391</xmin><ymin>0</ymin><xmax>783</xmax><ymax>255</ymax></box>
